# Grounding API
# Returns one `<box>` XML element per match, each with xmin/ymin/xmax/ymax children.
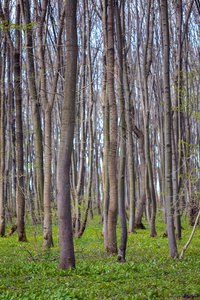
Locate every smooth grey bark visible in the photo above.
<box><xmin>0</xmin><ymin>1</ymin><xmax>27</xmax><ymax>240</ymax></box>
<box><xmin>5</xmin><ymin>37</ymin><xmax>13</xmax><ymax>225</ymax></box>
<box><xmin>137</xmin><ymin>0</ymin><xmax>157</xmax><ymax>237</ymax></box>
<box><xmin>34</xmin><ymin>0</ymin><xmax>54</xmax><ymax>248</ymax></box>
<box><xmin>74</xmin><ymin>0</ymin><xmax>86</xmax><ymax>235</ymax></box>
<box><xmin>125</xmin><ymin>97</ymin><xmax>136</xmax><ymax>233</ymax></box>
<box><xmin>123</xmin><ymin>42</ymin><xmax>136</xmax><ymax>234</ymax></box>
<box><xmin>172</xmin><ymin>0</ymin><xmax>182</xmax><ymax>240</ymax></box>
<box><xmin>78</xmin><ymin>0</ymin><xmax>94</xmax><ymax>237</ymax></box>
<box><xmin>77</xmin><ymin>104</ymin><xmax>93</xmax><ymax>238</ymax></box>
<box><xmin>94</xmin><ymin>101</ymin><xmax>101</xmax><ymax>215</ymax></box>
<box><xmin>132</xmin><ymin>109</ymin><xmax>146</xmax><ymax>230</ymax></box>
<box><xmin>0</xmin><ymin>35</ymin><xmax>6</xmax><ymax>237</ymax></box>
<box><xmin>115</xmin><ymin>0</ymin><xmax>127</xmax><ymax>262</ymax></box>
<box><xmin>102</xmin><ymin>0</ymin><xmax>110</xmax><ymax>250</ymax></box>
<box><xmin>134</xmin><ymin>0</ymin><xmax>148</xmax><ymax>230</ymax></box>
<box><xmin>34</xmin><ymin>0</ymin><xmax>65</xmax><ymax>249</ymax></box>
<box><xmin>107</xmin><ymin>0</ymin><xmax>118</xmax><ymax>254</ymax></box>
<box><xmin>57</xmin><ymin>0</ymin><xmax>77</xmax><ymax>270</ymax></box>
<box><xmin>160</xmin><ymin>0</ymin><xmax>178</xmax><ymax>258</ymax></box>
<box><xmin>20</xmin><ymin>0</ymin><xmax>44</xmax><ymax>221</ymax></box>
<box><xmin>14</xmin><ymin>2</ymin><xmax>27</xmax><ymax>241</ymax></box>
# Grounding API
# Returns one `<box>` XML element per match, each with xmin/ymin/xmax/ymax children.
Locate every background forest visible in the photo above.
<box><xmin>0</xmin><ymin>0</ymin><xmax>200</xmax><ymax>298</ymax></box>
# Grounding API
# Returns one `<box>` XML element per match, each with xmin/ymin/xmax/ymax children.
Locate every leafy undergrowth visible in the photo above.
<box><xmin>0</xmin><ymin>214</ymin><xmax>200</xmax><ymax>299</ymax></box>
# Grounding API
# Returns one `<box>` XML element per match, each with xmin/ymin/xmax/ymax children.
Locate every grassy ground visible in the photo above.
<box><xmin>0</xmin><ymin>214</ymin><xmax>199</xmax><ymax>299</ymax></box>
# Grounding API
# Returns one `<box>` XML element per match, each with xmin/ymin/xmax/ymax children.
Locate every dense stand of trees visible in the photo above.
<box><xmin>0</xmin><ymin>0</ymin><xmax>200</xmax><ymax>268</ymax></box>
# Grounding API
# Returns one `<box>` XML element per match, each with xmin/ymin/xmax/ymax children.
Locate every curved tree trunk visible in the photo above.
<box><xmin>132</xmin><ymin>112</ymin><xmax>146</xmax><ymax>230</ymax></box>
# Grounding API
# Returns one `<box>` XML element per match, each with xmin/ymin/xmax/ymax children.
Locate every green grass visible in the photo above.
<box><xmin>0</xmin><ymin>214</ymin><xmax>200</xmax><ymax>299</ymax></box>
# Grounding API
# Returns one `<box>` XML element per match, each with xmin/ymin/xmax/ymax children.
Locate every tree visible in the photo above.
<box><xmin>102</xmin><ymin>0</ymin><xmax>110</xmax><ymax>250</ymax></box>
<box><xmin>57</xmin><ymin>0</ymin><xmax>78</xmax><ymax>269</ymax></box>
<box><xmin>14</xmin><ymin>0</ymin><xmax>27</xmax><ymax>241</ymax></box>
<box><xmin>0</xmin><ymin>0</ymin><xmax>27</xmax><ymax>241</ymax></box>
<box><xmin>20</xmin><ymin>0</ymin><xmax>44</xmax><ymax>222</ymax></box>
<box><xmin>106</xmin><ymin>0</ymin><xmax>118</xmax><ymax>254</ymax></box>
<box><xmin>78</xmin><ymin>0</ymin><xmax>94</xmax><ymax>238</ymax></box>
<box><xmin>115</xmin><ymin>0</ymin><xmax>127</xmax><ymax>261</ymax></box>
<box><xmin>0</xmin><ymin>34</ymin><xmax>6</xmax><ymax>237</ymax></box>
<box><xmin>160</xmin><ymin>0</ymin><xmax>178</xmax><ymax>258</ymax></box>
<box><xmin>34</xmin><ymin>0</ymin><xmax>65</xmax><ymax>249</ymax></box>
<box><xmin>74</xmin><ymin>0</ymin><xmax>86</xmax><ymax>236</ymax></box>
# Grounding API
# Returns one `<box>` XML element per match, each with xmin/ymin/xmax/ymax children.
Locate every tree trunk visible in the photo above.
<box><xmin>160</xmin><ymin>0</ymin><xmax>178</xmax><ymax>258</ymax></box>
<box><xmin>78</xmin><ymin>0</ymin><xmax>94</xmax><ymax>237</ymax></box>
<box><xmin>173</xmin><ymin>0</ymin><xmax>182</xmax><ymax>240</ymax></box>
<box><xmin>0</xmin><ymin>36</ymin><xmax>6</xmax><ymax>237</ymax></box>
<box><xmin>107</xmin><ymin>0</ymin><xmax>118</xmax><ymax>254</ymax></box>
<box><xmin>94</xmin><ymin>101</ymin><xmax>101</xmax><ymax>215</ymax></box>
<box><xmin>115</xmin><ymin>0</ymin><xmax>127</xmax><ymax>262</ymax></box>
<box><xmin>132</xmin><ymin>111</ymin><xmax>146</xmax><ymax>230</ymax></box>
<box><xmin>15</xmin><ymin>2</ymin><xmax>27</xmax><ymax>241</ymax></box>
<box><xmin>102</xmin><ymin>0</ymin><xmax>110</xmax><ymax>250</ymax></box>
<box><xmin>43</xmin><ymin>109</ymin><xmax>54</xmax><ymax>248</ymax></box>
<box><xmin>123</xmin><ymin>55</ymin><xmax>136</xmax><ymax>234</ymax></box>
<box><xmin>57</xmin><ymin>0</ymin><xmax>77</xmax><ymax>270</ymax></box>
<box><xmin>74</xmin><ymin>0</ymin><xmax>86</xmax><ymax>235</ymax></box>
<box><xmin>34</xmin><ymin>0</ymin><xmax>54</xmax><ymax>249</ymax></box>
<box><xmin>20</xmin><ymin>0</ymin><xmax>44</xmax><ymax>221</ymax></box>
<box><xmin>77</xmin><ymin>105</ymin><xmax>93</xmax><ymax>238</ymax></box>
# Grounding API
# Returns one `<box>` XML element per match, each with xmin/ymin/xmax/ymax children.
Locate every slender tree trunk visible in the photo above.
<box><xmin>43</xmin><ymin>108</ymin><xmax>54</xmax><ymax>248</ymax></box>
<box><xmin>78</xmin><ymin>0</ymin><xmax>94</xmax><ymax>237</ymax></box>
<box><xmin>134</xmin><ymin>1</ymin><xmax>147</xmax><ymax>230</ymax></box>
<box><xmin>57</xmin><ymin>0</ymin><xmax>77</xmax><ymax>270</ymax></box>
<box><xmin>102</xmin><ymin>0</ymin><xmax>110</xmax><ymax>250</ymax></box>
<box><xmin>123</xmin><ymin>50</ymin><xmax>136</xmax><ymax>234</ymax></box>
<box><xmin>75</xmin><ymin>0</ymin><xmax>86</xmax><ymax>235</ymax></box>
<box><xmin>93</xmin><ymin>98</ymin><xmax>101</xmax><ymax>215</ymax></box>
<box><xmin>34</xmin><ymin>0</ymin><xmax>54</xmax><ymax>249</ymax></box>
<box><xmin>139</xmin><ymin>0</ymin><xmax>157</xmax><ymax>237</ymax></box>
<box><xmin>20</xmin><ymin>0</ymin><xmax>44</xmax><ymax>221</ymax></box>
<box><xmin>173</xmin><ymin>0</ymin><xmax>182</xmax><ymax>240</ymax></box>
<box><xmin>77</xmin><ymin>105</ymin><xmax>93</xmax><ymax>238</ymax></box>
<box><xmin>180</xmin><ymin>208</ymin><xmax>200</xmax><ymax>259</ymax></box>
<box><xmin>0</xmin><ymin>36</ymin><xmax>6</xmax><ymax>237</ymax></box>
<box><xmin>132</xmin><ymin>110</ymin><xmax>146</xmax><ymax>229</ymax></box>
<box><xmin>160</xmin><ymin>0</ymin><xmax>178</xmax><ymax>258</ymax></box>
<box><xmin>107</xmin><ymin>0</ymin><xmax>118</xmax><ymax>254</ymax></box>
<box><xmin>35</xmin><ymin>2</ymin><xmax>65</xmax><ymax>248</ymax></box>
<box><xmin>115</xmin><ymin>0</ymin><xmax>127</xmax><ymax>262</ymax></box>
<box><xmin>15</xmin><ymin>1</ymin><xmax>27</xmax><ymax>241</ymax></box>
<box><xmin>5</xmin><ymin>39</ymin><xmax>13</xmax><ymax>225</ymax></box>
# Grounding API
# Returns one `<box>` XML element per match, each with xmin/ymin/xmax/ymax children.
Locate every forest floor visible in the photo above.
<box><xmin>0</xmin><ymin>213</ymin><xmax>199</xmax><ymax>299</ymax></box>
